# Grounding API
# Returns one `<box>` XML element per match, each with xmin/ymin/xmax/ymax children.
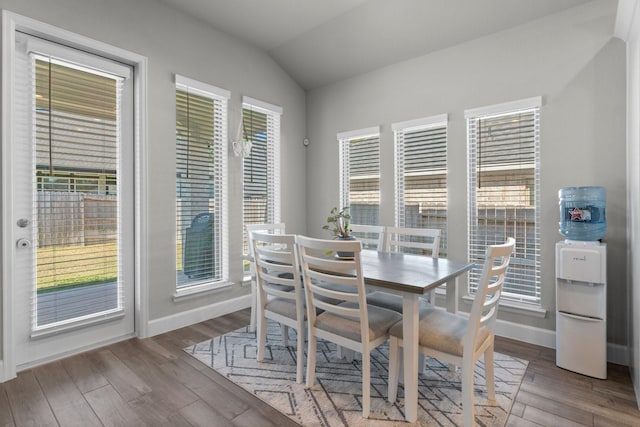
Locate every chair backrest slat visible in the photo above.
<box><xmin>465</xmin><ymin>237</ymin><xmax>515</xmax><ymax>349</ymax></box>
<box><xmin>349</xmin><ymin>224</ymin><xmax>385</xmax><ymax>251</ymax></box>
<box><xmin>305</xmin><ymin>269</ymin><xmax>358</xmax><ymax>288</ymax></box>
<box><xmin>302</xmin><ymin>255</ymin><xmax>358</xmax><ymax>275</ymax></box>
<box><xmin>384</xmin><ymin>226</ymin><xmax>440</xmax><ymax>257</ymax></box>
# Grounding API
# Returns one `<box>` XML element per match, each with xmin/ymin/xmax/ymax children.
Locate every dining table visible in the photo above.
<box><xmin>359</xmin><ymin>249</ymin><xmax>475</xmax><ymax>423</ymax></box>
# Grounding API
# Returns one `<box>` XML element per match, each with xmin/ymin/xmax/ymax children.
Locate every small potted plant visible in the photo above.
<box><xmin>322</xmin><ymin>206</ymin><xmax>352</xmax><ymax>238</ymax></box>
<box><xmin>322</xmin><ymin>207</ymin><xmax>354</xmax><ymax>257</ymax></box>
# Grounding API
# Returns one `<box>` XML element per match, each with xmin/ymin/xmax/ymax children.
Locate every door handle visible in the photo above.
<box><xmin>558</xmin><ymin>311</ymin><xmax>602</xmax><ymax>322</ymax></box>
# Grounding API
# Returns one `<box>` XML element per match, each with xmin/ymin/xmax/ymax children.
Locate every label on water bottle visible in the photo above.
<box><xmin>566</xmin><ymin>207</ymin><xmax>592</xmax><ymax>222</ymax></box>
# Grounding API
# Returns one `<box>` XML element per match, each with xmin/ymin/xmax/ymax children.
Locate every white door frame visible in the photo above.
<box><xmin>1</xmin><ymin>10</ymin><xmax>149</xmax><ymax>382</ymax></box>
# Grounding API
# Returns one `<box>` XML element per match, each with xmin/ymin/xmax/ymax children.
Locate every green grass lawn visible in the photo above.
<box><xmin>39</xmin><ymin>240</ymin><xmax>252</xmax><ymax>291</ymax></box>
<box><xmin>37</xmin><ymin>242</ymin><xmax>117</xmax><ymax>291</ymax></box>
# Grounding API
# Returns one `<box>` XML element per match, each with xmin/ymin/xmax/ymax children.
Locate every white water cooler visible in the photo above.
<box><xmin>555</xmin><ymin>241</ymin><xmax>607</xmax><ymax>379</ymax></box>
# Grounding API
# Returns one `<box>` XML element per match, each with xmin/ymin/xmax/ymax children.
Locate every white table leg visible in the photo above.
<box><xmin>445</xmin><ymin>277</ymin><xmax>460</xmax><ymax>371</ymax></box>
<box><xmin>249</xmin><ymin>276</ymin><xmax>257</xmax><ymax>333</ymax></box>
<box><xmin>402</xmin><ymin>293</ymin><xmax>420</xmax><ymax>423</ymax></box>
<box><xmin>445</xmin><ymin>276</ymin><xmax>459</xmax><ymax>314</ymax></box>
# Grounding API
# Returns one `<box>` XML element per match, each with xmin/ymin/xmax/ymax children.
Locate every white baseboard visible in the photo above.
<box><xmin>146</xmin><ymin>294</ymin><xmax>252</xmax><ymax>338</ymax></box>
<box><xmin>494</xmin><ymin>317</ymin><xmax>556</xmax><ymax>349</ymax></box>
<box><xmin>607</xmin><ymin>342</ymin><xmax>630</xmax><ymax>366</ymax></box>
<box><xmin>0</xmin><ymin>361</ymin><xmax>8</xmax><ymax>383</ymax></box>
<box><xmin>494</xmin><ymin>317</ymin><xmax>629</xmax><ymax>366</ymax></box>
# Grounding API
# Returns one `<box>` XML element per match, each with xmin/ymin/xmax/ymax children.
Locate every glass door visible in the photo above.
<box><xmin>10</xmin><ymin>33</ymin><xmax>135</xmax><ymax>367</ymax></box>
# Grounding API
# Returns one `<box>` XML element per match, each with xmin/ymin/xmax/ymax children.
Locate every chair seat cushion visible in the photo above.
<box><xmin>366</xmin><ymin>291</ymin><xmax>434</xmax><ymax>313</ymax></box>
<box><xmin>314</xmin><ymin>303</ymin><xmax>402</xmax><ymax>342</ymax></box>
<box><xmin>265</xmin><ymin>297</ymin><xmax>315</xmax><ymax>319</ymax></box>
<box><xmin>389</xmin><ymin>308</ymin><xmax>490</xmax><ymax>357</ymax></box>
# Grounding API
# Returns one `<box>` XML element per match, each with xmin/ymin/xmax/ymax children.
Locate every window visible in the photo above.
<box><xmin>175</xmin><ymin>75</ymin><xmax>229</xmax><ymax>292</ymax></box>
<box><xmin>29</xmin><ymin>45</ymin><xmax>131</xmax><ymax>328</ymax></box>
<box><xmin>393</xmin><ymin>115</ymin><xmax>448</xmax><ymax>256</ymax></box>
<box><xmin>466</xmin><ymin>97</ymin><xmax>541</xmax><ymax>304</ymax></box>
<box><xmin>242</xmin><ymin>97</ymin><xmax>282</xmax><ymax>263</ymax></box>
<box><xmin>338</xmin><ymin>127</ymin><xmax>380</xmax><ymax>225</ymax></box>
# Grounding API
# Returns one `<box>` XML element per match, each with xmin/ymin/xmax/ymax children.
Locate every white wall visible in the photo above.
<box><xmin>306</xmin><ymin>0</ymin><xmax>627</xmax><ymax>343</ymax></box>
<box><xmin>616</xmin><ymin>0</ymin><xmax>640</xmax><ymax>408</ymax></box>
<box><xmin>0</xmin><ymin>0</ymin><xmax>306</xmax><ymax>332</ymax></box>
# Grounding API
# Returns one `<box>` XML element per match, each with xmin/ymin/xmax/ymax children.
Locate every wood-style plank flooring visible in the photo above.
<box><xmin>1</xmin><ymin>309</ymin><xmax>638</xmax><ymax>426</ymax></box>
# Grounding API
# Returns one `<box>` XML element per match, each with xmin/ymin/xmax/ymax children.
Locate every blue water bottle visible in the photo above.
<box><xmin>558</xmin><ymin>186</ymin><xmax>606</xmax><ymax>241</ymax></box>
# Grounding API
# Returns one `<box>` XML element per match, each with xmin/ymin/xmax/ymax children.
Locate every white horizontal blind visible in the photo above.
<box><xmin>175</xmin><ymin>78</ymin><xmax>228</xmax><ymax>289</ymax></box>
<box><xmin>242</xmin><ymin>101</ymin><xmax>281</xmax><ymax>258</ymax></box>
<box><xmin>338</xmin><ymin>128</ymin><xmax>380</xmax><ymax>225</ymax></box>
<box><xmin>467</xmin><ymin>104</ymin><xmax>541</xmax><ymax>304</ymax></box>
<box><xmin>32</xmin><ymin>54</ymin><xmax>125</xmax><ymax>328</ymax></box>
<box><xmin>394</xmin><ymin>118</ymin><xmax>448</xmax><ymax>256</ymax></box>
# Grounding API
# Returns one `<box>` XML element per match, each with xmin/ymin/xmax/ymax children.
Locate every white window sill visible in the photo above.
<box><xmin>173</xmin><ymin>281</ymin><xmax>234</xmax><ymax>302</ymax></box>
<box><xmin>461</xmin><ymin>294</ymin><xmax>547</xmax><ymax>318</ymax></box>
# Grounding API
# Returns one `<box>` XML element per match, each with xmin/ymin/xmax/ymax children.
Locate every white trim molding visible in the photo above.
<box><xmin>134</xmin><ymin>55</ymin><xmax>150</xmax><ymax>340</ymax></box>
<box><xmin>615</xmin><ymin>0</ymin><xmax>640</xmax><ymax>407</ymax></box>
<box><xmin>147</xmin><ymin>294</ymin><xmax>251</xmax><ymax>337</ymax></box>
<box><xmin>391</xmin><ymin>114</ymin><xmax>448</xmax><ymax>132</ymax></box>
<box><xmin>242</xmin><ymin>96</ymin><xmax>282</xmax><ymax>115</ymax></box>
<box><xmin>173</xmin><ymin>281</ymin><xmax>234</xmax><ymax>301</ymax></box>
<box><xmin>337</xmin><ymin>126</ymin><xmax>380</xmax><ymax>141</ymax></box>
<box><xmin>464</xmin><ymin>96</ymin><xmax>542</xmax><ymax>119</ymax></box>
<box><xmin>2</xmin><ymin>9</ymin><xmax>19</xmax><ymax>383</ymax></box>
<box><xmin>176</xmin><ymin>74</ymin><xmax>231</xmax><ymax>100</ymax></box>
<box><xmin>615</xmin><ymin>0</ymin><xmax>638</xmax><ymax>41</ymax></box>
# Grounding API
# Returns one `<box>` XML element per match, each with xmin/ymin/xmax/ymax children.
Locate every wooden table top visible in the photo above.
<box><xmin>360</xmin><ymin>250</ymin><xmax>475</xmax><ymax>295</ymax></box>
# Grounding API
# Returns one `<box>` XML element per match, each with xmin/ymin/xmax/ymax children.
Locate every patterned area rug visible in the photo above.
<box><xmin>185</xmin><ymin>321</ymin><xmax>527</xmax><ymax>426</ymax></box>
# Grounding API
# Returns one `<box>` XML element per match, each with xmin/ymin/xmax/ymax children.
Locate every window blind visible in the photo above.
<box><xmin>467</xmin><ymin>102</ymin><xmax>541</xmax><ymax>304</ymax></box>
<box><xmin>338</xmin><ymin>128</ymin><xmax>380</xmax><ymax>225</ymax></box>
<box><xmin>394</xmin><ymin>117</ymin><xmax>448</xmax><ymax>256</ymax></box>
<box><xmin>31</xmin><ymin>54</ymin><xmax>125</xmax><ymax>328</ymax></box>
<box><xmin>175</xmin><ymin>77</ymin><xmax>228</xmax><ymax>289</ymax></box>
<box><xmin>242</xmin><ymin>100</ymin><xmax>281</xmax><ymax>258</ymax></box>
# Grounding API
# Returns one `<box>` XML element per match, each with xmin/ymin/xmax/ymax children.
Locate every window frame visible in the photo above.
<box><xmin>241</xmin><ymin>97</ymin><xmax>282</xmax><ymax>269</ymax></box>
<box><xmin>337</xmin><ymin>126</ymin><xmax>381</xmax><ymax>226</ymax></box>
<box><xmin>465</xmin><ymin>96</ymin><xmax>542</xmax><ymax>306</ymax></box>
<box><xmin>392</xmin><ymin>114</ymin><xmax>448</xmax><ymax>257</ymax></box>
<box><xmin>174</xmin><ymin>74</ymin><xmax>230</xmax><ymax>298</ymax></box>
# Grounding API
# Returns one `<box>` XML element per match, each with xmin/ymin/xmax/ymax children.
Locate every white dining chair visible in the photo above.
<box><xmin>387</xmin><ymin>237</ymin><xmax>515</xmax><ymax>427</ymax></box>
<box><xmin>246</xmin><ymin>223</ymin><xmax>286</xmax><ymax>333</ymax></box>
<box><xmin>367</xmin><ymin>226</ymin><xmax>442</xmax><ymax>311</ymax></box>
<box><xmin>348</xmin><ymin>224</ymin><xmax>385</xmax><ymax>251</ymax></box>
<box><xmin>252</xmin><ymin>232</ymin><xmax>306</xmax><ymax>383</ymax></box>
<box><xmin>296</xmin><ymin>235</ymin><xmax>401</xmax><ymax>418</ymax></box>
<box><xmin>324</xmin><ymin>223</ymin><xmax>386</xmax><ymax>362</ymax></box>
<box><xmin>366</xmin><ymin>226</ymin><xmax>442</xmax><ymax>372</ymax></box>
<box><xmin>384</xmin><ymin>226</ymin><xmax>440</xmax><ymax>257</ymax></box>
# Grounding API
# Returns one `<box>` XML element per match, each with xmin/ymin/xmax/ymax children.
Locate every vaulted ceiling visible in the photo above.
<box><xmin>156</xmin><ymin>0</ymin><xmax>592</xmax><ymax>90</ymax></box>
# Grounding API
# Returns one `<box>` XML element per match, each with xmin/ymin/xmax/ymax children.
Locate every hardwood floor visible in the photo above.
<box><xmin>1</xmin><ymin>309</ymin><xmax>638</xmax><ymax>426</ymax></box>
